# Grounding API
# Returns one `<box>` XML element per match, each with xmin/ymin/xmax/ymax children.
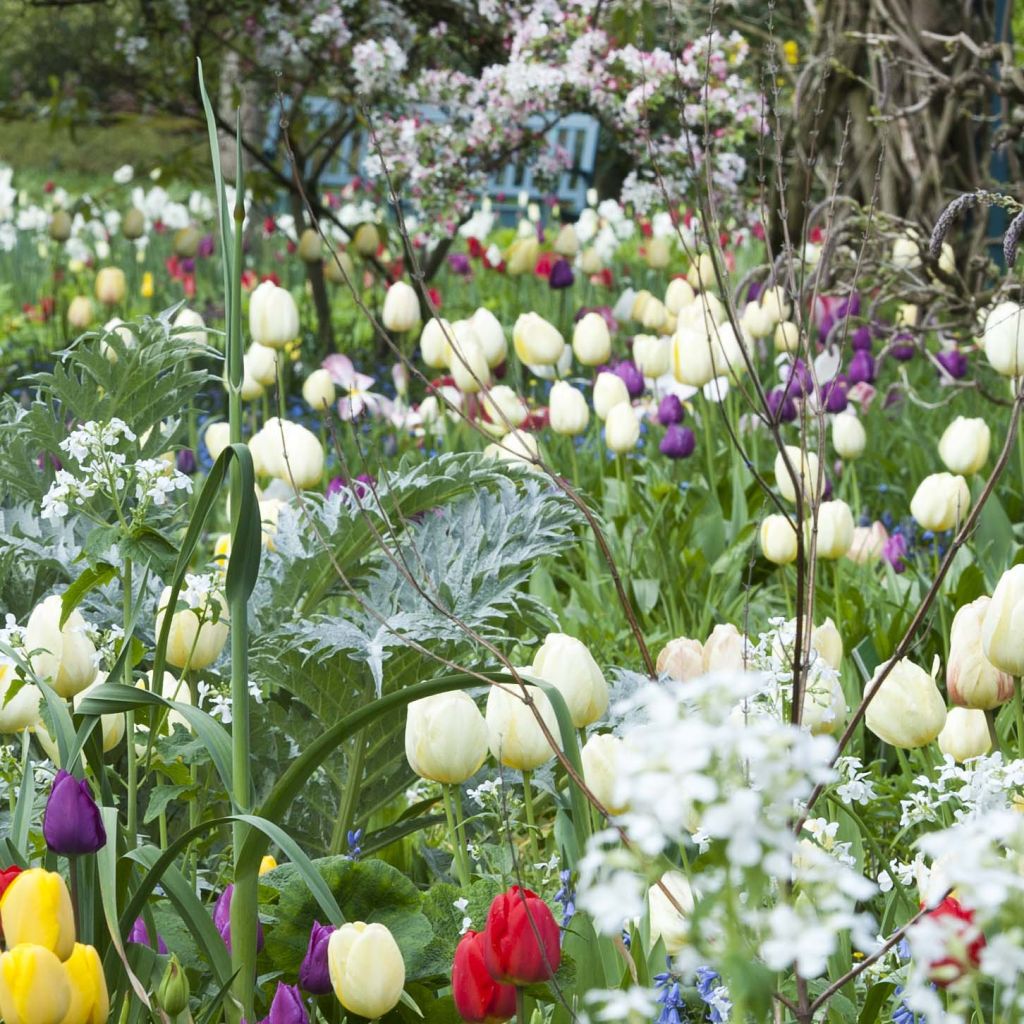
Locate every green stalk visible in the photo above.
<box><xmin>442</xmin><ymin>785</ymin><xmax>471</xmax><ymax>888</ymax></box>
<box><xmin>123</xmin><ymin>558</ymin><xmax>137</xmax><ymax>848</ymax></box>
<box><xmin>1015</xmin><ymin>680</ymin><xmax>1024</xmax><ymax>762</ymax></box>
<box><xmin>329</xmin><ymin>728</ymin><xmax>367</xmax><ymax>855</ymax></box>
<box><xmin>521</xmin><ymin>770</ymin><xmax>540</xmax><ymax>868</ymax></box>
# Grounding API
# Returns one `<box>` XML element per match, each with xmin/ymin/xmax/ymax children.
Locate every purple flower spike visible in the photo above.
<box><xmin>43</xmin><ymin>770</ymin><xmax>106</xmax><ymax>855</ymax></box>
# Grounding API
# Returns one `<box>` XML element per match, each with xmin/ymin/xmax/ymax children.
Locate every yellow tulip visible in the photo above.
<box><xmin>0</xmin><ymin>945</ymin><xmax>72</xmax><ymax>1024</ymax></box>
<box><xmin>1</xmin><ymin>870</ymin><xmax>76</xmax><ymax>961</ymax></box>
<box><xmin>60</xmin><ymin>944</ymin><xmax>109</xmax><ymax>1024</ymax></box>
<box><xmin>139</xmin><ymin>272</ymin><xmax>154</xmax><ymax>299</ymax></box>
<box><xmin>259</xmin><ymin>856</ymin><xmax>278</xmax><ymax>876</ymax></box>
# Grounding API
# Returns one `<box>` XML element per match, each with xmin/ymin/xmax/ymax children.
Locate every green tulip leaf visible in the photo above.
<box><xmin>416</xmin><ymin>879</ymin><xmax>504</xmax><ymax>978</ymax></box>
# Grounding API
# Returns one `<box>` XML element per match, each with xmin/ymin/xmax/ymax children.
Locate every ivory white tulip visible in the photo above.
<box><xmin>420</xmin><ymin>318</ymin><xmax>453</xmax><ymax>369</ymax></box>
<box><xmin>25</xmin><ymin>595</ymin><xmax>98</xmax><ymax>698</ymax></box>
<box><xmin>947</xmin><ymin>597</ymin><xmax>1013</xmax><ymax>709</ymax></box>
<box><xmin>0</xmin><ymin>662</ymin><xmax>42</xmax><ymax>733</ymax></box>
<box><xmin>664</xmin><ymin>277</ymin><xmax>696</xmax><ymax>313</ymax></box>
<box><xmin>449</xmin><ymin>324</ymin><xmax>491</xmax><ymax>394</ymax></box>
<box><xmin>251</xmin><ymin>419</ymin><xmax>324</xmax><ymax>489</ymax></box>
<box><xmin>672</xmin><ymin>324</ymin><xmax>740</xmax><ymax>387</ymax></box>
<box><xmin>814</xmin><ymin>500</ymin><xmax>854</xmax><ymax>560</ymax></box>
<box><xmin>581</xmin><ymin>733</ymin><xmax>628</xmax><ymax>815</ymax></box>
<box><xmin>531</xmin><ymin>633</ymin><xmax>609</xmax><ymax>728</ymax></box>
<box><xmin>155</xmin><ymin>586</ymin><xmax>229</xmax><ymax>671</ymax></box>
<box><xmin>328</xmin><ymin>922</ymin><xmax>406</xmax><ymax>1019</ymax></box>
<box><xmin>656</xmin><ymin>637</ymin><xmax>704</xmax><ymax>681</ymax></box>
<box><xmin>938</xmin><ymin>707</ymin><xmax>992</xmax><ymax>763</ymax></box>
<box><xmin>938</xmin><ymin>416</ymin><xmax>990</xmax><ymax>476</ymax></box>
<box><xmin>847</xmin><ymin>522</ymin><xmax>888</xmax><ymax>565</ymax></box>
<box><xmin>774</xmin><ymin>446</ymin><xmax>821</xmax><ymax>504</ymax></box>
<box><xmin>405</xmin><ymin>691</ymin><xmax>489</xmax><ymax>784</ymax></box>
<box><xmin>774</xmin><ymin>321</ymin><xmax>799</xmax><ymax>353</ymax></box>
<box><xmin>204</xmin><ymin>422</ymin><xmax>230</xmax><ymax>461</ymax></box>
<box><xmin>760</xmin><ymin>514</ymin><xmax>798</xmax><ymax>565</ymax></box>
<box><xmin>302</xmin><ymin>369</ymin><xmax>336</xmax><ymax>410</ymax></box>
<box><xmin>640</xmin><ymin>297</ymin><xmax>668</xmax><ymax>332</ymax></box>
<box><xmin>865</xmin><ymin>659</ymin><xmax>946</xmax><ymax>749</ymax></box>
<box><xmin>469</xmin><ymin>307</ymin><xmax>507</xmax><ymax>367</ymax></box>
<box><xmin>686</xmin><ymin>252</ymin><xmax>716</xmax><ymax>290</ymax></box>
<box><xmin>910</xmin><ymin>473</ymin><xmax>970</xmax><ymax>532</ymax></box>
<box><xmin>604</xmin><ymin>402</ymin><xmax>639</xmax><ymax>454</ymax></box>
<box><xmin>760</xmin><ymin>285</ymin><xmax>791</xmax><ymax>323</ymax></box>
<box><xmin>513</xmin><ymin>313</ymin><xmax>565</xmax><ymax>366</ymax></box>
<box><xmin>95</xmin><ymin>266</ymin><xmax>127</xmax><ymax>305</ymax></box>
<box><xmin>983</xmin><ymin>301</ymin><xmax>1024</xmax><ymax>377</ymax></box>
<box><xmin>548</xmin><ymin>381</ymin><xmax>590</xmax><ymax>436</ymax></box>
<box><xmin>481</xmin><ymin>385</ymin><xmax>527</xmax><ymax>431</ymax></box>
<box><xmin>982</xmin><ymin>564</ymin><xmax>1024</xmax><ymax>676</ymax></box>
<box><xmin>739</xmin><ymin>300</ymin><xmax>774</xmax><ymax>339</ymax></box>
<box><xmin>832</xmin><ymin>413</ymin><xmax>866</xmax><ymax>460</ymax></box>
<box><xmin>67</xmin><ymin>296</ymin><xmax>94</xmax><ymax>331</ymax></box>
<box><xmin>593</xmin><ymin>372</ymin><xmax>629</xmax><ymax>420</ymax></box>
<box><xmin>572</xmin><ymin>312</ymin><xmax>612</xmax><ymax>366</ymax></box>
<box><xmin>891</xmin><ymin>235</ymin><xmax>921</xmax><ymax>270</ymax></box>
<box><xmin>381</xmin><ymin>281</ymin><xmax>420</xmax><ymax>332</ymax></box>
<box><xmin>648</xmin><ymin>871</ymin><xmax>695</xmax><ymax>954</ymax></box>
<box><xmin>526</xmin><ymin>342</ymin><xmax>572</xmax><ymax>381</ymax></box>
<box><xmin>703</xmin><ymin>623</ymin><xmax>748</xmax><ymax>673</ymax></box>
<box><xmin>100</xmin><ymin>317</ymin><xmax>135</xmax><ymax>363</ymax></box>
<box><xmin>249</xmin><ymin>281</ymin><xmax>299</xmax><ymax>349</ymax></box>
<box><xmin>632</xmin><ymin>334</ymin><xmax>671</xmax><ymax>378</ymax></box>
<box><xmin>483</xmin><ymin>429</ymin><xmax>540</xmax><ymax>467</ymax></box>
<box><xmin>172</xmin><ymin>306</ymin><xmax>207</xmax><ymax>345</ymax></box>
<box><xmin>802</xmin><ymin>671</ymin><xmax>847</xmax><ymax>736</ymax></box>
<box><xmin>485</xmin><ymin>682</ymin><xmax>559</xmax><ymax>770</ymax></box>
<box><xmin>553</xmin><ymin>224</ymin><xmax>579</xmax><ymax>257</ymax></box>
<box><xmin>246</xmin><ymin>342</ymin><xmax>279</xmax><ymax>387</ymax></box>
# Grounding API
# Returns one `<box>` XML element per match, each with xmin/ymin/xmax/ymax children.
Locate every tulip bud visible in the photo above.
<box><xmin>645</xmin><ymin>236</ymin><xmax>670</xmax><ymax>269</ymax></box>
<box><xmin>266</xmin><ymin>982</ymin><xmax>308</xmax><ymax>1024</ymax></box>
<box><xmin>938</xmin><ymin>416</ymin><xmax>990</xmax><ymax>476</ymax></box>
<box><xmin>382</xmin><ymin>281</ymin><xmax>420</xmax><ymax>333</ymax></box>
<box><xmin>686</xmin><ymin>253</ymin><xmax>716</xmax><ymax>290</ymax></box>
<box><xmin>405</xmin><ymin>691</ymin><xmax>489</xmax><ymax>784</ymax></box>
<box><xmin>579</xmin><ymin>248</ymin><xmax>603</xmax><ymax>275</ymax></box>
<box><xmin>581</xmin><ymin>733</ymin><xmax>627</xmax><ymax>814</ymax></box>
<box><xmin>572</xmin><ymin>312</ymin><xmax>612</xmax><ymax>366</ymax></box>
<box><xmin>774</xmin><ymin>321</ymin><xmax>799</xmax><ymax>353</ymax></box>
<box><xmin>656</xmin><ymin>637</ymin><xmax>704</xmax><ymax>681</ymax></box>
<box><xmin>760</xmin><ymin>285</ymin><xmax>791</xmax><ymax>323</ymax></box>
<box><xmin>468</xmin><ymin>307</ymin><xmax>507</xmax><ymax>368</ymax></box>
<box><xmin>0</xmin><ymin>662</ymin><xmax>42</xmax><ymax>733</ymax></box>
<box><xmin>95</xmin><ymin>267</ymin><xmax>126</xmax><ymax>306</ymax></box>
<box><xmin>324</xmin><ymin>248</ymin><xmax>355</xmax><ymax>284</ymax></box>
<box><xmin>553</xmin><ymin>225</ymin><xmax>579</xmax><ymax>258</ymax></box>
<box><xmin>483</xmin><ymin>429</ymin><xmax>540</xmax><ymax>468</ymax></box>
<box><xmin>632</xmin><ymin>334</ymin><xmax>670</xmax><ymax>378</ymax></box>
<box><xmin>67</xmin><ymin>296</ymin><xmax>94</xmax><ymax>331</ymax></box>
<box><xmin>251</xmin><ymin>418</ymin><xmax>324</xmax><ymax>490</ymax></box>
<box><xmin>43</xmin><ymin>770</ymin><xmax>106</xmax><ymax>855</ymax></box>
<box><xmin>173</xmin><ymin>226</ymin><xmax>200</xmax><ymax>258</ymax></box>
<box><xmin>154</xmin><ymin>954</ymin><xmax>190</xmax><ymax>1016</ymax></box>
<box><xmin>122</xmin><ymin>208</ymin><xmax>146</xmax><ymax>240</ymax></box>
<box><xmin>0</xmin><ymin>944</ymin><xmax>71</xmax><ymax>1024</ymax></box>
<box><xmin>739</xmin><ymin>301</ymin><xmax>774</xmax><ymax>340</ymax></box>
<box><xmin>910</xmin><ymin>472</ymin><xmax>970</xmax><ymax>532</ymax></box>
<box><xmin>25</xmin><ymin>595</ymin><xmax>98</xmax><ymax>698</ymax></box>
<box><xmin>548</xmin><ymin>381</ymin><xmax>589</xmax><ymax>436</ymax></box>
<box><xmin>983</xmin><ymin>301</ymin><xmax>1024</xmax><ymax>377</ymax></box>
<box><xmin>449</xmin><ymin>324</ymin><xmax>491</xmax><ymax>393</ymax></box>
<box><xmin>452</xmin><ymin>930</ymin><xmax>516</xmax><ymax>1024</ymax></box>
<box><xmin>297</xmin><ymin>228</ymin><xmax>323</xmax><ymax>264</ymax></box>
<box><xmin>640</xmin><ymin>297</ymin><xmax>668</xmax><ymax>331</ymax></box>
<box><xmin>664</xmin><ymin>277</ymin><xmax>695</xmax><ymax>314</ymax></box>
<box><xmin>648</xmin><ymin>871</ymin><xmax>694</xmax><ymax>954</ymax></box>
<box><xmin>759</xmin><ymin>514</ymin><xmax>798</xmax><ymax>565</ymax></box>
<box><xmin>302</xmin><ymin>369</ymin><xmax>335</xmax><ymax>411</ymax></box>
<box><xmin>482</xmin><ymin>887</ymin><xmax>561</xmax><ymax>985</ymax></box>
<box><xmin>832</xmin><ymin>412</ymin><xmax>866</xmax><ymax>460</ymax></box>
<box><xmin>702</xmin><ymin>623</ymin><xmax>748</xmax><ymax>673</ymax></box>
<box><xmin>299</xmin><ymin>921</ymin><xmax>336</xmax><ymax>995</ymax></box>
<box><xmin>947</xmin><ymin>597</ymin><xmax>1013</xmax><ymax>709</ymax></box>
<box><xmin>671</xmin><ymin>324</ymin><xmax>739</xmax><ymax>388</ymax></box>
<box><xmin>155</xmin><ymin>586</ymin><xmax>229</xmax><ymax>671</ymax></box>
<box><xmin>486</xmin><ymin>683</ymin><xmax>559</xmax><ymax>770</ymax></box>
<box><xmin>352</xmin><ymin>223</ymin><xmax>380</xmax><ymax>256</ymax></box>
<box><xmin>505</xmin><ymin>236</ymin><xmax>540</xmax><ymax>276</ymax></box>
<box><xmin>802</xmin><ymin>670</ymin><xmax>847</xmax><ymax>736</ymax></box>
<box><xmin>865</xmin><ymin>658</ymin><xmax>946</xmax><ymax>749</ymax></box>
<box><xmin>328</xmin><ymin>922</ymin><xmax>405</xmax><ymax>1018</ymax></box>
<box><xmin>172</xmin><ymin>307</ymin><xmax>206</xmax><ymax>346</ymax></box>
<box><xmin>419</xmin><ymin>317</ymin><xmax>453</xmax><ymax>369</ymax></box>
<box><xmin>604</xmin><ymin>403</ymin><xmax>639</xmax><ymax>454</ymax></box>
<box><xmin>531</xmin><ymin>633</ymin><xmax>608</xmax><ymax>729</ymax></box>
<box><xmin>204</xmin><ymin>422</ymin><xmax>230</xmax><ymax>462</ymax></box>
<box><xmin>246</xmin><ymin>342</ymin><xmax>279</xmax><ymax>387</ymax></box>
<box><xmin>814</xmin><ymin>500</ymin><xmax>854</xmax><ymax>560</ymax></box>
<box><xmin>249</xmin><ymin>281</ymin><xmax>300</xmax><ymax>350</ymax></box>
<box><xmin>49</xmin><ymin>210</ymin><xmax>72</xmax><ymax>243</ymax></box>
<box><xmin>481</xmin><ymin>385</ymin><xmax>527</xmax><ymax>432</ymax></box>
<box><xmin>592</xmin><ymin>372</ymin><xmax>628</xmax><ymax>421</ymax></box>
<box><xmin>774</xmin><ymin>446</ymin><xmax>821</xmax><ymax>504</ymax></box>
<box><xmin>982</xmin><ymin>564</ymin><xmax>1024</xmax><ymax>676</ymax></box>
<box><xmin>938</xmin><ymin>707</ymin><xmax>991</xmax><ymax>763</ymax></box>
<box><xmin>513</xmin><ymin>313</ymin><xmax>564</xmax><ymax>367</ymax></box>
<box><xmin>0</xmin><ymin>869</ymin><xmax>76</xmax><ymax>960</ymax></box>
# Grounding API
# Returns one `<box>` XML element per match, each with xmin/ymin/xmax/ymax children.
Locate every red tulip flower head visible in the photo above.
<box><xmin>482</xmin><ymin>886</ymin><xmax>561</xmax><ymax>985</ymax></box>
<box><xmin>452</xmin><ymin>930</ymin><xmax>517</xmax><ymax>1023</ymax></box>
<box><xmin>924</xmin><ymin>896</ymin><xmax>985</xmax><ymax>987</ymax></box>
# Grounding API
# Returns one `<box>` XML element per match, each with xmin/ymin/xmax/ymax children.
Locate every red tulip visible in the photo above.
<box><xmin>452</xmin><ymin>931</ymin><xmax>516</xmax><ymax>1023</ymax></box>
<box><xmin>0</xmin><ymin>865</ymin><xmax>22</xmax><ymax>900</ymax></box>
<box><xmin>924</xmin><ymin>896</ymin><xmax>985</xmax><ymax>987</ymax></box>
<box><xmin>482</xmin><ymin>886</ymin><xmax>561</xmax><ymax>985</ymax></box>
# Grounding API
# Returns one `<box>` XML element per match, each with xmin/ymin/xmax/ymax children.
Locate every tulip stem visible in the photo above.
<box><xmin>521</xmin><ymin>770</ymin><xmax>540</xmax><ymax>867</ymax></box>
<box><xmin>124</xmin><ymin>557</ymin><xmax>138</xmax><ymax>848</ymax></box>
<box><xmin>515</xmin><ymin>986</ymin><xmax>527</xmax><ymax>1024</ymax></box>
<box><xmin>1015</xmin><ymin>681</ymin><xmax>1024</xmax><ymax>761</ymax></box>
<box><xmin>442</xmin><ymin>785</ymin><xmax>471</xmax><ymax>888</ymax></box>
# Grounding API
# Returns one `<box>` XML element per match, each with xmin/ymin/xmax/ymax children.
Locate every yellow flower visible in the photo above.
<box><xmin>0</xmin><ymin>944</ymin><xmax>72</xmax><ymax>1024</ymax></box>
<box><xmin>259</xmin><ymin>856</ymin><xmax>278</xmax><ymax>876</ymax></box>
<box><xmin>783</xmin><ymin>40</ymin><xmax>799</xmax><ymax>66</ymax></box>
<box><xmin>0</xmin><ymin>870</ymin><xmax>76</xmax><ymax>961</ymax></box>
<box><xmin>140</xmin><ymin>272</ymin><xmax>154</xmax><ymax>299</ymax></box>
<box><xmin>60</xmin><ymin>944</ymin><xmax>109</xmax><ymax>1024</ymax></box>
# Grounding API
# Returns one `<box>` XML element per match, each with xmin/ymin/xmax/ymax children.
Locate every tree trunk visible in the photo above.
<box><xmin>290</xmin><ymin>193</ymin><xmax>335</xmax><ymax>354</ymax></box>
<box><xmin>219</xmin><ymin>50</ymin><xmax>265</xmax><ymax>179</ymax></box>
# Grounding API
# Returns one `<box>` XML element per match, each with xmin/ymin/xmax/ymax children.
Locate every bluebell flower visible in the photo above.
<box><xmin>346</xmin><ymin>828</ymin><xmax>363</xmax><ymax>860</ymax></box>
<box><xmin>554</xmin><ymin>869</ymin><xmax>576</xmax><ymax>929</ymax></box>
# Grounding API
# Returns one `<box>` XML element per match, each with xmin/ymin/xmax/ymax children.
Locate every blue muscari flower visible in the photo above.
<box><xmin>695</xmin><ymin>966</ymin><xmax>730</xmax><ymax>1024</ymax></box>
<box><xmin>654</xmin><ymin>963</ymin><xmax>687</xmax><ymax>1024</ymax></box>
<box><xmin>554</xmin><ymin>869</ymin><xmax>575</xmax><ymax>929</ymax></box>
<box><xmin>891</xmin><ymin>986</ymin><xmax>922</xmax><ymax>1024</ymax></box>
<box><xmin>621</xmin><ymin>928</ymin><xmax>631</xmax><ymax>950</ymax></box>
<box><xmin>345</xmin><ymin>828</ymin><xmax>363</xmax><ymax>860</ymax></box>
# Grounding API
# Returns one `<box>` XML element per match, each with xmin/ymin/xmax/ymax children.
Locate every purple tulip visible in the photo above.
<box><xmin>891</xmin><ymin>332</ymin><xmax>916</xmax><ymax>361</ymax></box>
<box><xmin>818</xmin><ymin>314</ymin><xmax>835</xmax><ymax>344</ymax></box>
<box><xmin>214</xmin><ymin>885</ymin><xmax>265</xmax><ymax>954</ymax></box>
<box><xmin>850</xmin><ymin>325</ymin><xmax>873</xmax><ymax>351</ymax></box>
<box><xmin>659</xmin><ymin>424</ymin><xmax>696</xmax><ymax>459</ymax></box>
<box><xmin>180</xmin><ymin>258</ymin><xmax>196</xmax><ymax>275</ymax></box>
<box><xmin>766</xmin><ymin>387</ymin><xmax>797</xmax><ymax>423</ymax></box>
<box><xmin>657</xmin><ymin>394</ymin><xmax>685</xmax><ymax>426</ymax></box>
<box><xmin>746</xmin><ymin>280</ymin><xmax>763</xmax><ymax>303</ymax></box>
<box><xmin>298</xmin><ymin>921</ymin><xmax>336</xmax><ymax>995</ymax></box>
<box><xmin>198</xmin><ymin>234</ymin><xmax>216</xmax><ymax>259</ymax></box>
<box><xmin>847</xmin><ymin>351</ymin><xmax>876</xmax><ymax>384</ymax></box>
<box><xmin>936</xmin><ymin>348</ymin><xmax>968</xmax><ymax>379</ymax></box>
<box><xmin>43</xmin><ymin>770</ymin><xmax>106</xmax><ymax>855</ymax></box>
<box><xmin>267</xmin><ymin>983</ymin><xmax>308</xmax><ymax>1024</ymax></box>
<box><xmin>128</xmin><ymin>917</ymin><xmax>169</xmax><ymax>954</ymax></box>
<box><xmin>822</xmin><ymin>476</ymin><xmax>833</xmax><ymax>501</ymax></box>
<box><xmin>176</xmin><ymin>448</ymin><xmax>197</xmax><ymax>475</ymax></box>
<box><xmin>883</xmin><ymin>532</ymin><xmax>908</xmax><ymax>573</ymax></box>
<box><xmin>447</xmin><ymin>252</ymin><xmax>472</xmax><ymax>276</ymax></box>
<box><xmin>785</xmin><ymin>360</ymin><xmax>813</xmax><ymax>397</ymax></box>
<box><xmin>614</xmin><ymin>360</ymin><xmax>645</xmax><ymax>399</ymax></box>
<box><xmin>821</xmin><ymin>377</ymin><xmax>849</xmax><ymax>413</ymax></box>
<box><xmin>548</xmin><ymin>259</ymin><xmax>575</xmax><ymax>290</ymax></box>
<box><xmin>836</xmin><ymin>293</ymin><xmax>861</xmax><ymax>319</ymax></box>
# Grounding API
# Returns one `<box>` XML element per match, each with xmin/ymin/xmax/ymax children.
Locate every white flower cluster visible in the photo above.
<box><xmin>40</xmin><ymin>419</ymin><xmax>191</xmax><ymax>525</ymax></box>
<box><xmin>899</xmin><ymin>752</ymin><xmax>1024</xmax><ymax>829</ymax></box>
<box><xmin>576</xmin><ymin>671</ymin><xmax>877</xmax><ymax>980</ymax></box>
